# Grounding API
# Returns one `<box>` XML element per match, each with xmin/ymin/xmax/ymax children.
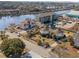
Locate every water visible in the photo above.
<box><xmin>0</xmin><ymin>14</ymin><xmax>36</xmax><ymax>30</ymax></box>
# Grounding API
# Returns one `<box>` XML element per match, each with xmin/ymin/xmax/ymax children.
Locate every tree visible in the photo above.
<box><xmin>0</xmin><ymin>31</ymin><xmax>8</xmax><ymax>40</ymax></box>
<box><xmin>37</xmin><ymin>39</ymin><xmax>43</xmax><ymax>46</ymax></box>
<box><xmin>0</xmin><ymin>38</ymin><xmax>25</xmax><ymax>58</ymax></box>
<box><xmin>9</xmin><ymin>23</ymin><xmax>17</xmax><ymax>33</ymax></box>
<box><xmin>67</xmin><ymin>35</ymin><xmax>74</xmax><ymax>46</ymax></box>
<box><xmin>44</xmin><ymin>42</ymin><xmax>50</xmax><ymax>48</ymax></box>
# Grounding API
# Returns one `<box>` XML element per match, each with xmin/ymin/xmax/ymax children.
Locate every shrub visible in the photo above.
<box><xmin>0</xmin><ymin>38</ymin><xmax>25</xmax><ymax>57</ymax></box>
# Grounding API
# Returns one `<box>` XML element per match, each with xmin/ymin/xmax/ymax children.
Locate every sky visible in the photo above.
<box><xmin>0</xmin><ymin>0</ymin><xmax>79</xmax><ymax>2</ymax></box>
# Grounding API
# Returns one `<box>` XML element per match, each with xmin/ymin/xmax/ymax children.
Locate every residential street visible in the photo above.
<box><xmin>5</xmin><ymin>32</ymin><xmax>59</xmax><ymax>58</ymax></box>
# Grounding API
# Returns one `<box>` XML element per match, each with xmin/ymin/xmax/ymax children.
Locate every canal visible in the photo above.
<box><xmin>0</xmin><ymin>14</ymin><xmax>36</xmax><ymax>30</ymax></box>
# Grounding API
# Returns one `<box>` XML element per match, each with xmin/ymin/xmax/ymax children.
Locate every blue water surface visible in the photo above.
<box><xmin>0</xmin><ymin>14</ymin><xmax>36</xmax><ymax>30</ymax></box>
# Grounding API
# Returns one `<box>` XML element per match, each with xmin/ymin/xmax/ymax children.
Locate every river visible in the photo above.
<box><xmin>0</xmin><ymin>14</ymin><xmax>36</xmax><ymax>30</ymax></box>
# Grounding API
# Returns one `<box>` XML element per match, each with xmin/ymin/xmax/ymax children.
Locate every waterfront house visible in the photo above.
<box><xmin>36</xmin><ymin>12</ymin><xmax>53</xmax><ymax>24</ymax></box>
<box><xmin>18</xmin><ymin>12</ymin><xmax>54</xmax><ymax>30</ymax></box>
<box><xmin>20</xmin><ymin>19</ymin><xmax>36</xmax><ymax>30</ymax></box>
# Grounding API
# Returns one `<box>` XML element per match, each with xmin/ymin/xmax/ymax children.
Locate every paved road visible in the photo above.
<box><xmin>21</xmin><ymin>38</ymin><xmax>58</xmax><ymax>58</ymax></box>
<box><xmin>0</xmin><ymin>53</ymin><xmax>6</xmax><ymax>58</ymax></box>
<box><xmin>6</xmin><ymin>32</ymin><xmax>58</xmax><ymax>58</ymax></box>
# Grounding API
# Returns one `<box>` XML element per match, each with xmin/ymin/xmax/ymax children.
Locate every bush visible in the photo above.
<box><xmin>0</xmin><ymin>38</ymin><xmax>25</xmax><ymax>58</ymax></box>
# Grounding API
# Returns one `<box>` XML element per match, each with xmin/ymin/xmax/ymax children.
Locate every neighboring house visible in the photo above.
<box><xmin>74</xmin><ymin>31</ymin><xmax>79</xmax><ymax>48</ymax></box>
<box><xmin>54</xmin><ymin>29</ymin><xmax>66</xmax><ymax>42</ymax></box>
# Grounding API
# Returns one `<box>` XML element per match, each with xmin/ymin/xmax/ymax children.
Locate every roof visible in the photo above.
<box><xmin>74</xmin><ymin>32</ymin><xmax>79</xmax><ymax>46</ymax></box>
<box><xmin>54</xmin><ymin>10</ymin><xmax>79</xmax><ymax>17</ymax></box>
<box><xmin>67</xmin><ymin>10</ymin><xmax>79</xmax><ymax>16</ymax></box>
<box><xmin>54</xmin><ymin>10</ymin><xmax>70</xmax><ymax>15</ymax></box>
<box><xmin>40</xmin><ymin>30</ymin><xmax>49</xmax><ymax>34</ymax></box>
<box><xmin>56</xmin><ymin>32</ymin><xmax>65</xmax><ymax>37</ymax></box>
<box><xmin>37</xmin><ymin>12</ymin><xmax>53</xmax><ymax>18</ymax></box>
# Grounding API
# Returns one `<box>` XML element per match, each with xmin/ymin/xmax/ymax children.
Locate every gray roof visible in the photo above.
<box><xmin>54</xmin><ymin>10</ymin><xmax>70</xmax><ymax>15</ymax></box>
<box><xmin>54</xmin><ymin>10</ymin><xmax>79</xmax><ymax>17</ymax></box>
<box><xmin>56</xmin><ymin>32</ymin><xmax>65</xmax><ymax>37</ymax></box>
<box><xmin>74</xmin><ymin>32</ymin><xmax>79</xmax><ymax>46</ymax></box>
<box><xmin>40</xmin><ymin>30</ymin><xmax>49</xmax><ymax>34</ymax></box>
<box><xmin>67</xmin><ymin>10</ymin><xmax>79</xmax><ymax>16</ymax></box>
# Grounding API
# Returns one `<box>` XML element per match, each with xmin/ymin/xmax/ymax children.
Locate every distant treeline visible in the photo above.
<box><xmin>0</xmin><ymin>1</ymin><xmax>50</xmax><ymax>16</ymax></box>
<box><xmin>0</xmin><ymin>1</ymin><xmax>78</xmax><ymax>16</ymax></box>
<box><xmin>0</xmin><ymin>1</ymin><xmax>78</xmax><ymax>9</ymax></box>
